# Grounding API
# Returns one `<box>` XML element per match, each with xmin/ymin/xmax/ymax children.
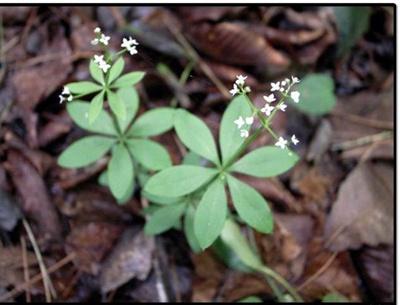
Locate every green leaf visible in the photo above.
<box><xmin>107</xmin><ymin>90</ymin><xmax>126</xmax><ymax>121</ymax></box>
<box><xmin>293</xmin><ymin>73</ymin><xmax>336</xmax><ymax>116</ymax></box>
<box><xmin>322</xmin><ymin>293</ymin><xmax>348</xmax><ymax>303</ymax></box>
<box><xmin>112</xmin><ymin>71</ymin><xmax>145</xmax><ymax>88</ymax></box>
<box><xmin>144</xmin><ymin>201</ymin><xmax>186</xmax><ymax>235</ymax></box>
<box><xmin>142</xmin><ymin>191</ymin><xmax>183</xmax><ymax>205</ymax></box>
<box><xmin>128</xmin><ymin>107</ymin><xmax>175</xmax><ymax>137</ymax></box>
<box><xmin>183</xmin><ymin>151</ymin><xmax>204</xmax><ymax>166</ymax></box>
<box><xmin>67</xmin><ymin>101</ymin><xmax>117</xmax><ymax>135</ymax></box>
<box><xmin>108</xmin><ymin>57</ymin><xmax>125</xmax><ymax>85</ymax></box>
<box><xmin>67</xmin><ymin>81</ymin><xmax>102</xmax><ymax>95</ymax></box>
<box><xmin>126</xmin><ymin>138</ymin><xmax>171</xmax><ymax>171</ymax></box>
<box><xmin>174</xmin><ymin>109</ymin><xmax>220</xmax><ymax>166</ymax></box>
<box><xmin>230</xmin><ymin>146</ymin><xmax>299</xmax><ymax>177</ymax></box>
<box><xmin>194</xmin><ymin>179</ymin><xmax>227</xmax><ymax>249</ymax></box>
<box><xmin>184</xmin><ymin>204</ymin><xmax>202</xmax><ymax>253</ymax></box>
<box><xmin>88</xmin><ymin>90</ymin><xmax>105</xmax><ymax>125</ymax></box>
<box><xmin>58</xmin><ymin>136</ymin><xmax>114</xmax><ymax>168</ymax></box>
<box><xmin>238</xmin><ymin>296</ymin><xmax>263</xmax><ymax>303</ymax></box>
<box><xmin>144</xmin><ymin>165</ymin><xmax>218</xmax><ymax>198</ymax></box>
<box><xmin>89</xmin><ymin>59</ymin><xmax>105</xmax><ymax>85</ymax></box>
<box><xmin>116</xmin><ymin>87</ymin><xmax>139</xmax><ymax>132</ymax></box>
<box><xmin>108</xmin><ymin>144</ymin><xmax>134</xmax><ymax>199</ymax></box>
<box><xmin>220</xmin><ymin>95</ymin><xmax>252</xmax><ymax>165</ymax></box>
<box><xmin>227</xmin><ymin>175</ymin><xmax>273</xmax><ymax>233</ymax></box>
<box><xmin>212</xmin><ymin>238</ymin><xmax>252</xmax><ymax>273</ymax></box>
<box><xmin>219</xmin><ymin>218</ymin><xmax>263</xmax><ymax>270</ymax></box>
<box><xmin>334</xmin><ymin>6</ymin><xmax>371</xmax><ymax>58</ymax></box>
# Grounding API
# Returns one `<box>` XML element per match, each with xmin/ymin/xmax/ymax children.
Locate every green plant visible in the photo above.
<box><xmin>57</xmin><ymin>28</ymin><xmax>175</xmax><ymax>202</ymax></box>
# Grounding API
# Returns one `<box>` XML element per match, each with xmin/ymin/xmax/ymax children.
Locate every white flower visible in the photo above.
<box><xmin>67</xmin><ymin>95</ymin><xmax>73</xmax><ymax>102</ymax></box>
<box><xmin>261</xmin><ymin>104</ymin><xmax>274</xmax><ymax>116</ymax></box>
<box><xmin>270</xmin><ymin>82</ymin><xmax>280</xmax><ymax>92</ymax></box>
<box><xmin>59</xmin><ymin>95</ymin><xmax>65</xmax><ymax>104</ymax></box>
<box><xmin>291</xmin><ymin>76</ymin><xmax>300</xmax><ymax>84</ymax></box>
<box><xmin>234</xmin><ymin>116</ymin><xmax>245</xmax><ymax>129</ymax></box>
<box><xmin>121</xmin><ymin>37</ymin><xmax>139</xmax><ymax>55</ymax></box>
<box><xmin>91</xmin><ymin>38</ymin><xmax>99</xmax><ymax>45</ymax></box>
<box><xmin>99</xmin><ymin>33</ymin><xmax>110</xmax><ymax>45</ymax></box>
<box><xmin>281</xmin><ymin>80</ymin><xmax>286</xmax><ymax>86</ymax></box>
<box><xmin>291</xmin><ymin>134</ymin><xmax>299</xmax><ymax>145</ymax></box>
<box><xmin>290</xmin><ymin>91</ymin><xmax>300</xmax><ymax>103</ymax></box>
<box><xmin>244</xmin><ymin>86</ymin><xmax>251</xmax><ymax>93</ymax></box>
<box><xmin>278</xmin><ymin>103</ymin><xmax>287</xmax><ymax>111</ymax></box>
<box><xmin>275</xmin><ymin>137</ymin><xmax>288</xmax><ymax>149</ymax></box>
<box><xmin>127</xmin><ymin>46</ymin><xmax>138</xmax><ymax>55</ymax></box>
<box><xmin>94</xmin><ymin>27</ymin><xmax>101</xmax><ymax>33</ymax></box>
<box><xmin>236</xmin><ymin>75</ymin><xmax>247</xmax><ymax>86</ymax></box>
<box><xmin>279</xmin><ymin>87</ymin><xmax>285</xmax><ymax>92</ymax></box>
<box><xmin>230</xmin><ymin>84</ymin><xmax>239</xmax><ymax>96</ymax></box>
<box><xmin>263</xmin><ymin>94</ymin><xmax>276</xmax><ymax>103</ymax></box>
<box><xmin>99</xmin><ymin>61</ymin><xmax>111</xmax><ymax>73</ymax></box>
<box><xmin>245</xmin><ymin>116</ymin><xmax>254</xmax><ymax>125</ymax></box>
<box><xmin>62</xmin><ymin>86</ymin><xmax>70</xmax><ymax>95</ymax></box>
<box><xmin>94</xmin><ymin>54</ymin><xmax>104</xmax><ymax>64</ymax></box>
<box><xmin>240</xmin><ymin>129</ymin><xmax>249</xmax><ymax>138</ymax></box>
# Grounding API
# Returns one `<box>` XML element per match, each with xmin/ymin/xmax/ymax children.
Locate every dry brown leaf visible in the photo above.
<box><xmin>99</xmin><ymin>228</ymin><xmax>154</xmax><ymax>293</ymax></box>
<box><xmin>324</xmin><ymin>161</ymin><xmax>393</xmax><ymax>251</ymax></box>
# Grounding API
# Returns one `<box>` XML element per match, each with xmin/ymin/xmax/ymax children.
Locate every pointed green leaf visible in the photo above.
<box><xmin>88</xmin><ymin>90</ymin><xmax>105</xmax><ymax>125</ymax></box>
<box><xmin>174</xmin><ymin>109</ymin><xmax>220</xmax><ymax>166</ymax></box>
<box><xmin>322</xmin><ymin>293</ymin><xmax>348</xmax><ymax>303</ymax></box>
<box><xmin>112</xmin><ymin>71</ymin><xmax>145</xmax><ymax>88</ymax></box>
<box><xmin>108</xmin><ymin>144</ymin><xmax>134</xmax><ymax>199</ymax></box>
<box><xmin>66</xmin><ymin>81</ymin><xmax>102</xmax><ymax>95</ymax></box>
<box><xmin>230</xmin><ymin>146</ymin><xmax>299</xmax><ymax>177</ymax></box>
<box><xmin>67</xmin><ymin>101</ymin><xmax>117</xmax><ymax>136</ymax></box>
<box><xmin>184</xmin><ymin>204</ymin><xmax>202</xmax><ymax>253</ymax></box>
<box><xmin>294</xmin><ymin>73</ymin><xmax>336</xmax><ymax>116</ymax></box>
<box><xmin>89</xmin><ymin>59</ymin><xmax>105</xmax><ymax>85</ymax></box>
<box><xmin>107</xmin><ymin>90</ymin><xmax>126</xmax><ymax>121</ymax></box>
<box><xmin>144</xmin><ymin>201</ymin><xmax>186</xmax><ymax>235</ymax></box>
<box><xmin>126</xmin><ymin>138</ymin><xmax>171</xmax><ymax>171</ymax></box>
<box><xmin>220</xmin><ymin>95</ymin><xmax>252</xmax><ymax>165</ymax></box>
<box><xmin>194</xmin><ymin>179</ymin><xmax>227</xmax><ymax>249</ymax></box>
<box><xmin>144</xmin><ymin>165</ymin><xmax>218</xmax><ymax>198</ymax></box>
<box><xmin>128</xmin><ymin>107</ymin><xmax>175</xmax><ymax>137</ymax></box>
<box><xmin>142</xmin><ymin>191</ymin><xmax>183</xmax><ymax>205</ymax></box>
<box><xmin>116</xmin><ymin>87</ymin><xmax>139</xmax><ymax>132</ymax></box>
<box><xmin>108</xmin><ymin>57</ymin><xmax>125</xmax><ymax>85</ymax></box>
<box><xmin>98</xmin><ymin>169</ymin><xmax>135</xmax><ymax>205</ymax></box>
<box><xmin>58</xmin><ymin>136</ymin><xmax>114</xmax><ymax>168</ymax></box>
<box><xmin>227</xmin><ymin>175</ymin><xmax>273</xmax><ymax>233</ymax></box>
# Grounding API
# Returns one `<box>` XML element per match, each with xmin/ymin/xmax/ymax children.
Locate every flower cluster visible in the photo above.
<box><xmin>59</xmin><ymin>86</ymin><xmax>72</xmax><ymax>104</ymax></box>
<box><xmin>230</xmin><ymin>75</ymin><xmax>251</xmax><ymax>96</ymax></box>
<box><xmin>91</xmin><ymin>27</ymin><xmax>110</xmax><ymax>46</ymax></box>
<box><xmin>121</xmin><ymin>37</ymin><xmax>139</xmax><ymax>55</ymax></box>
<box><xmin>94</xmin><ymin>54</ymin><xmax>111</xmax><ymax>73</ymax></box>
<box><xmin>231</xmin><ymin>75</ymin><xmax>302</xmax><ymax>147</ymax></box>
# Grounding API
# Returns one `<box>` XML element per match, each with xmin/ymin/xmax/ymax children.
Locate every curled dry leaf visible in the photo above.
<box><xmin>99</xmin><ymin>228</ymin><xmax>155</xmax><ymax>293</ymax></box>
<box><xmin>6</xmin><ymin>149</ymin><xmax>62</xmax><ymax>242</ymax></box>
<box><xmin>186</xmin><ymin>22</ymin><xmax>290</xmax><ymax>73</ymax></box>
<box><xmin>324</xmin><ymin>161</ymin><xmax>393</xmax><ymax>251</ymax></box>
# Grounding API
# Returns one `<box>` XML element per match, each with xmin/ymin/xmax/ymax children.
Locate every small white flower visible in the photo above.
<box><xmin>278</xmin><ymin>103</ymin><xmax>287</xmax><ymax>112</ymax></box>
<box><xmin>261</xmin><ymin>104</ymin><xmax>274</xmax><ymax>116</ymax></box>
<box><xmin>291</xmin><ymin>134</ymin><xmax>299</xmax><ymax>145</ymax></box>
<box><xmin>121</xmin><ymin>37</ymin><xmax>139</xmax><ymax>55</ymax></box>
<box><xmin>67</xmin><ymin>95</ymin><xmax>73</xmax><ymax>102</ymax></box>
<box><xmin>244</xmin><ymin>86</ymin><xmax>251</xmax><ymax>93</ymax></box>
<box><xmin>94</xmin><ymin>27</ymin><xmax>101</xmax><ymax>33</ymax></box>
<box><xmin>281</xmin><ymin>80</ymin><xmax>286</xmax><ymax>86</ymax></box>
<box><xmin>94</xmin><ymin>54</ymin><xmax>104</xmax><ymax>64</ymax></box>
<box><xmin>230</xmin><ymin>84</ymin><xmax>239</xmax><ymax>96</ymax></box>
<box><xmin>127</xmin><ymin>45</ymin><xmax>138</xmax><ymax>55</ymax></box>
<box><xmin>270</xmin><ymin>82</ymin><xmax>280</xmax><ymax>92</ymax></box>
<box><xmin>275</xmin><ymin>137</ymin><xmax>288</xmax><ymax>149</ymax></box>
<box><xmin>245</xmin><ymin>116</ymin><xmax>254</xmax><ymax>125</ymax></box>
<box><xmin>235</xmin><ymin>75</ymin><xmax>247</xmax><ymax>86</ymax></box>
<box><xmin>279</xmin><ymin>87</ymin><xmax>285</xmax><ymax>92</ymax></box>
<box><xmin>263</xmin><ymin>94</ymin><xmax>276</xmax><ymax>103</ymax></box>
<box><xmin>240</xmin><ymin>129</ymin><xmax>249</xmax><ymax>138</ymax></box>
<box><xmin>59</xmin><ymin>95</ymin><xmax>65</xmax><ymax>104</ymax></box>
<box><xmin>91</xmin><ymin>38</ymin><xmax>99</xmax><ymax>45</ymax></box>
<box><xmin>290</xmin><ymin>91</ymin><xmax>300</xmax><ymax>103</ymax></box>
<box><xmin>234</xmin><ymin>116</ymin><xmax>245</xmax><ymax>129</ymax></box>
<box><xmin>291</xmin><ymin>76</ymin><xmax>300</xmax><ymax>84</ymax></box>
<box><xmin>99</xmin><ymin>61</ymin><xmax>111</xmax><ymax>73</ymax></box>
<box><xmin>99</xmin><ymin>33</ymin><xmax>110</xmax><ymax>45</ymax></box>
<box><xmin>62</xmin><ymin>86</ymin><xmax>70</xmax><ymax>95</ymax></box>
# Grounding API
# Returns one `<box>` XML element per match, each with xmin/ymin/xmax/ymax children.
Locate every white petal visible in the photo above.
<box><xmin>94</xmin><ymin>27</ymin><xmax>101</xmax><ymax>33</ymax></box>
<box><xmin>291</xmin><ymin>135</ymin><xmax>299</xmax><ymax>145</ymax></box>
<box><xmin>234</xmin><ymin>116</ymin><xmax>245</xmax><ymax>129</ymax></box>
<box><xmin>240</xmin><ymin>129</ymin><xmax>249</xmax><ymax>138</ymax></box>
<box><xmin>245</xmin><ymin>116</ymin><xmax>254</xmax><ymax>125</ymax></box>
<box><xmin>290</xmin><ymin>91</ymin><xmax>300</xmax><ymax>103</ymax></box>
<box><xmin>263</xmin><ymin>94</ymin><xmax>276</xmax><ymax>103</ymax></box>
<box><xmin>278</xmin><ymin>103</ymin><xmax>287</xmax><ymax>111</ymax></box>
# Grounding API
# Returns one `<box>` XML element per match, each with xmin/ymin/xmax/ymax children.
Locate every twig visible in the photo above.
<box><xmin>331</xmin><ymin>109</ymin><xmax>393</xmax><ymax>130</ymax></box>
<box><xmin>20</xmin><ymin>236</ymin><xmax>31</xmax><ymax>302</ymax></box>
<box><xmin>331</xmin><ymin>131</ymin><xmax>393</xmax><ymax>151</ymax></box>
<box><xmin>0</xmin><ymin>252</ymin><xmax>75</xmax><ymax>302</ymax></box>
<box><xmin>22</xmin><ymin>218</ymin><xmax>57</xmax><ymax>302</ymax></box>
<box><xmin>296</xmin><ymin>252</ymin><xmax>337</xmax><ymax>291</ymax></box>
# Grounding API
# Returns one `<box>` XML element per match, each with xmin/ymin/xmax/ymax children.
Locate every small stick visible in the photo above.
<box><xmin>331</xmin><ymin>131</ymin><xmax>393</xmax><ymax>151</ymax></box>
<box><xmin>20</xmin><ymin>236</ymin><xmax>31</xmax><ymax>302</ymax></box>
<box><xmin>331</xmin><ymin>109</ymin><xmax>393</xmax><ymax>130</ymax></box>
